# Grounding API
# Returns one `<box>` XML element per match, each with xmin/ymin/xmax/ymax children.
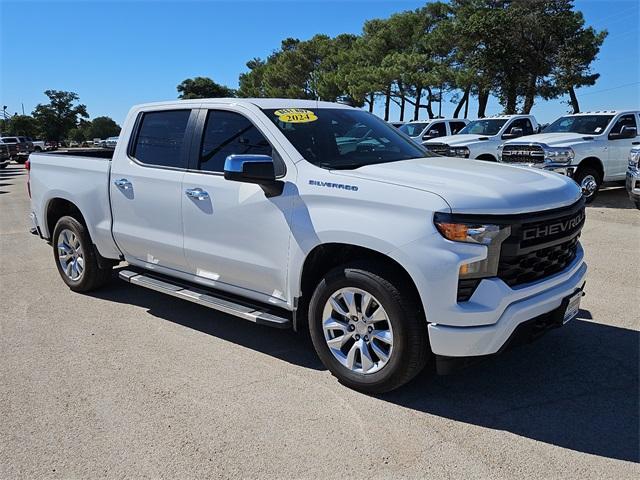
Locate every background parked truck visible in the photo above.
<box><xmin>422</xmin><ymin>114</ymin><xmax>539</xmax><ymax>161</ymax></box>
<box><xmin>499</xmin><ymin>110</ymin><xmax>639</xmax><ymax>202</ymax></box>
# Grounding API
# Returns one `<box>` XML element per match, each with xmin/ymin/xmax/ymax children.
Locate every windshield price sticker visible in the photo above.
<box><xmin>274</xmin><ymin>108</ymin><xmax>318</xmax><ymax>123</ymax></box>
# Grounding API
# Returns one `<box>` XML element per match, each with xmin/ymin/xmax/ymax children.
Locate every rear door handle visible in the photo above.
<box><xmin>113</xmin><ymin>178</ymin><xmax>132</xmax><ymax>190</ymax></box>
<box><xmin>185</xmin><ymin>188</ymin><xmax>209</xmax><ymax>200</ymax></box>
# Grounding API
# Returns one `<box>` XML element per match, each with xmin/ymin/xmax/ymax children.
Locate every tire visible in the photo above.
<box><xmin>15</xmin><ymin>157</ymin><xmax>26</xmax><ymax>165</ymax></box>
<box><xmin>0</xmin><ymin>162</ymin><xmax>7</xmax><ymax>169</ymax></box>
<box><xmin>574</xmin><ymin>166</ymin><xmax>601</xmax><ymax>203</ymax></box>
<box><xmin>308</xmin><ymin>261</ymin><xmax>429</xmax><ymax>393</ymax></box>
<box><xmin>52</xmin><ymin>216</ymin><xmax>112</xmax><ymax>292</ymax></box>
<box><xmin>634</xmin><ymin>200</ymin><xmax>640</xmax><ymax>210</ymax></box>
<box><xmin>476</xmin><ymin>154</ymin><xmax>497</xmax><ymax>162</ymax></box>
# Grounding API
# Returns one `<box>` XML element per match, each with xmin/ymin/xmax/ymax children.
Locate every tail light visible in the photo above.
<box><xmin>25</xmin><ymin>159</ymin><xmax>31</xmax><ymax>198</ymax></box>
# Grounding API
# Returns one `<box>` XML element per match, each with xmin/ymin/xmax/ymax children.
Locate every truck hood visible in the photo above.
<box><xmin>336</xmin><ymin>157</ymin><xmax>582</xmax><ymax>214</ymax></box>
<box><xmin>425</xmin><ymin>134</ymin><xmax>494</xmax><ymax>146</ymax></box>
<box><xmin>504</xmin><ymin>132</ymin><xmax>596</xmax><ymax>148</ymax></box>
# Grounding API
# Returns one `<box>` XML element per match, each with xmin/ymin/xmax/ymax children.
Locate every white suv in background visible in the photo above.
<box><xmin>423</xmin><ymin>115</ymin><xmax>539</xmax><ymax>161</ymax></box>
<box><xmin>398</xmin><ymin>118</ymin><xmax>469</xmax><ymax>144</ymax></box>
<box><xmin>499</xmin><ymin>110</ymin><xmax>640</xmax><ymax>202</ymax></box>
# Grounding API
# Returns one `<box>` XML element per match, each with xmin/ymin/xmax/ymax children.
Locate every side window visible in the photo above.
<box><xmin>508</xmin><ymin>119</ymin><xmax>534</xmax><ymax>135</ymax></box>
<box><xmin>610</xmin><ymin>114</ymin><xmax>637</xmax><ymax>137</ymax></box>
<box><xmin>200</xmin><ymin>110</ymin><xmax>272</xmax><ymax>172</ymax></box>
<box><xmin>450</xmin><ymin>121</ymin><xmax>467</xmax><ymax>134</ymax></box>
<box><xmin>131</xmin><ymin>110</ymin><xmax>191</xmax><ymax>168</ymax></box>
<box><xmin>425</xmin><ymin>122</ymin><xmax>447</xmax><ymax>138</ymax></box>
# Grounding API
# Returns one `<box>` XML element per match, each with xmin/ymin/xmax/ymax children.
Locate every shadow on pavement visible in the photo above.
<box><xmin>590</xmin><ymin>186</ymin><xmax>634</xmax><ymax>209</ymax></box>
<box><xmin>89</xmin><ymin>278</ymin><xmax>324</xmax><ymax>371</ymax></box>
<box><xmin>380</xmin><ymin>310</ymin><xmax>639</xmax><ymax>463</ymax></box>
<box><xmin>92</xmin><ymin>274</ymin><xmax>638</xmax><ymax>462</ymax></box>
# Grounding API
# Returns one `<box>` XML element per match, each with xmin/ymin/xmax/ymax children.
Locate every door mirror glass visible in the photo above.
<box><xmin>224</xmin><ymin>154</ymin><xmax>276</xmax><ymax>184</ymax></box>
<box><xmin>502</xmin><ymin>127</ymin><xmax>524</xmax><ymax>139</ymax></box>
<box><xmin>423</xmin><ymin>129</ymin><xmax>440</xmax><ymax>140</ymax></box>
<box><xmin>610</xmin><ymin>125</ymin><xmax>637</xmax><ymax>140</ymax></box>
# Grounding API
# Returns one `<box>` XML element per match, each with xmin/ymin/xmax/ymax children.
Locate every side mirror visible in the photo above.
<box><xmin>502</xmin><ymin>127</ymin><xmax>523</xmax><ymax>139</ymax></box>
<box><xmin>610</xmin><ymin>125</ymin><xmax>637</xmax><ymax>139</ymax></box>
<box><xmin>223</xmin><ymin>154</ymin><xmax>283</xmax><ymax>197</ymax></box>
<box><xmin>423</xmin><ymin>129</ymin><xmax>440</xmax><ymax>140</ymax></box>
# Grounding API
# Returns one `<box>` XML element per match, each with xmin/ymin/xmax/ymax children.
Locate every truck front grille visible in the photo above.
<box><xmin>497</xmin><ymin>201</ymin><xmax>585</xmax><ymax>287</ymax></box>
<box><xmin>498</xmin><ymin>235</ymin><xmax>580</xmax><ymax>287</ymax></box>
<box><xmin>501</xmin><ymin>144</ymin><xmax>545</xmax><ymax>164</ymax></box>
<box><xmin>423</xmin><ymin>143</ymin><xmax>450</xmax><ymax>156</ymax></box>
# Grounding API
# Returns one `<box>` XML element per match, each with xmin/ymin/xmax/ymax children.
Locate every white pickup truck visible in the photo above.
<box><xmin>498</xmin><ymin>110</ymin><xmax>640</xmax><ymax>202</ymax></box>
<box><xmin>423</xmin><ymin>114</ymin><xmax>539</xmax><ymax>161</ymax></box>
<box><xmin>28</xmin><ymin>99</ymin><xmax>587</xmax><ymax>393</ymax></box>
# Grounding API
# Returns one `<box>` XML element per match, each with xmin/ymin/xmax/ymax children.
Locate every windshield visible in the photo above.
<box><xmin>263</xmin><ymin>108</ymin><xmax>429</xmax><ymax>170</ymax></box>
<box><xmin>458</xmin><ymin>119</ymin><xmax>507</xmax><ymax>136</ymax></box>
<box><xmin>543</xmin><ymin>115</ymin><xmax>614</xmax><ymax>135</ymax></box>
<box><xmin>399</xmin><ymin>122</ymin><xmax>429</xmax><ymax>137</ymax></box>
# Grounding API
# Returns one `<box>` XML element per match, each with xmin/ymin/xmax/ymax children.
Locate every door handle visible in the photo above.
<box><xmin>185</xmin><ymin>188</ymin><xmax>209</xmax><ymax>200</ymax></box>
<box><xmin>113</xmin><ymin>178</ymin><xmax>132</xmax><ymax>190</ymax></box>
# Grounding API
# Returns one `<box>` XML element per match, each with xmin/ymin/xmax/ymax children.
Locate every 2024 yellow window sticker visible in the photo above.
<box><xmin>274</xmin><ymin>108</ymin><xmax>318</xmax><ymax>123</ymax></box>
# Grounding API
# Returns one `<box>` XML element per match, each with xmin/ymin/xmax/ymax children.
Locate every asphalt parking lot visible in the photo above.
<box><xmin>1</xmin><ymin>163</ymin><xmax>638</xmax><ymax>479</ymax></box>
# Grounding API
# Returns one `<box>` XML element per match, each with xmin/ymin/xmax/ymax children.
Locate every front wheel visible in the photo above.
<box><xmin>308</xmin><ymin>262</ymin><xmax>429</xmax><ymax>393</ymax></box>
<box><xmin>52</xmin><ymin>216</ymin><xmax>112</xmax><ymax>292</ymax></box>
<box><xmin>574</xmin><ymin>167</ymin><xmax>601</xmax><ymax>203</ymax></box>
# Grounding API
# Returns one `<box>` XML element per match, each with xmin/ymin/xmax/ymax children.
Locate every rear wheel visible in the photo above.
<box><xmin>476</xmin><ymin>154</ymin><xmax>497</xmax><ymax>162</ymax></box>
<box><xmin>308</xmin><ymin>262</ymin><xmax>429</xmax><ymax>393</ymax></box>
<box><xmin>52</xmin><ymin>216</ymin><xmax>112</xmax><ymax>292</ymax></box>
<box><xmin>574</xmin><ymin>166</ymin><xmax>601</xmax><ymax>203</ymax></box>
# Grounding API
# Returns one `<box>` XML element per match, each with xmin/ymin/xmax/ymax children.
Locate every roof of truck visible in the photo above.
<box><xmin>133</xmin><ymin>98</ymin><xmax>354</xmax><ymax>110</ymax></box>
<box><xmin>566</xmin><ymin>110</ymin><xmax>639</xmax><ymax>116</ymax></box>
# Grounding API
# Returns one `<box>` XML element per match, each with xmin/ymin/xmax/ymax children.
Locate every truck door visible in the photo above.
<box><xmin>607</xmin><ymin>113</ymin><xmax>638</xmax><ymax>179</ymax></box>
<box><xmin>110</xmin><ymin>108</ymin><xmax>196</xmax><ymax>272</ymax></box>
<box><xmin>181</xmin><ymin>107</ymin><xmax>293</xmax><ymax>304</ymax></box>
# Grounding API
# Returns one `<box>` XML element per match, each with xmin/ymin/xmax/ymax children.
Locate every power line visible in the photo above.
<box><xmin>577</xmin><ymin>81</ymin><xmax>640</xmax><ymax>97</ymax></box>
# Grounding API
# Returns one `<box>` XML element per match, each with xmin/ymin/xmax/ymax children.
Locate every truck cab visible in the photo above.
<box><xmin>423</xmin><ymin>114</ymin><xmax>539</xmax><ymax>161</ymax></box>
<box><xmin>498</xmin><ymin>110</ymin><xmax>640</xmax><ymax>201</ymax></box>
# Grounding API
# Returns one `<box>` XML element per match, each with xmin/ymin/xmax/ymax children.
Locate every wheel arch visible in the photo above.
<box><xmin>577</xmin><ymin>156</ymin><xmax>604</xmax><ymax>181</ymax></box>
<box><xmin>476</xmin><ymin>153</ymin><xmax>497</xmax><ymax>162</ymax></box>
<box><xmin>295</xmin><ymin>243</ymin><xmax>424</xmax><ymax>332</ymax></box>
<box><xmin>45</xmin><ymin>197</ymin><xmax>88</xmax><ymax>238</ymax></box>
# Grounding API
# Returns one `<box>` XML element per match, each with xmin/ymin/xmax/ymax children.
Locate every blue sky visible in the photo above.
<box><xmin>1</xmin><ymin>0</ymin><xmax>638</xmax><ymax>126</ymax></box>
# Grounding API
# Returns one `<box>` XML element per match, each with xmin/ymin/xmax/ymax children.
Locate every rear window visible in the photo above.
<box><xmin>131</xmin><ymin>110</ymin><xmax>191</xmax><ymax>169</ymax></box>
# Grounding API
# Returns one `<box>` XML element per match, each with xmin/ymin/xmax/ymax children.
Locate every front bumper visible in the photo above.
<box><xmin>428</xmin><ymin>245</ymin><xmax>587</xmax><ymax>357</ymax></box>
<box><xmin>626</xmin><ymin>169</ymin><xmax>640</xmax><ymax>204</ymax></box>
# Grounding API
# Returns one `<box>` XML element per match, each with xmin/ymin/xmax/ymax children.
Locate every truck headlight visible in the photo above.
<box><xmin>544</xmin><ymin>147</ymin><xmax>574</xmax><ymax>164</ymax></box>
<box><xmin>449</xmin><ymin>146</ymin><xmax>470</xmax><ymax>158</ymax></box>
<box><xmin>629</xmin><ymin>149</ymin><xmax>640</xmax><ymax>168</ymax></box>
<box><xmin>433</xmin><ymin>214</ymin><xmax>511</xmax><ymax>279</ymax></box>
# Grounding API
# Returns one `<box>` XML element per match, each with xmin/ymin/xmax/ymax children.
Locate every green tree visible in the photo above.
<box><xmin>177</xmin><ymin>77</ymin><xmax>236</xmax><ymax>99</ymax></box>
<box><xmin>5</xmin><ymin>115</ymin><xmax>39</xmax><ymax>137</ymax></box>
<box><xmin>86</xmin><ymin>116</ymin><xmax>121</xmax><ymax>139</ymax></box>
<box><xmin>32</xmin><ymin>90</ymin><xmax>88</xmax><ymax>141</ymax></box>
<box><xmin>551</xmin><ymin>19</ymin><xmax>607</xmax><ymax>113</ymax></box>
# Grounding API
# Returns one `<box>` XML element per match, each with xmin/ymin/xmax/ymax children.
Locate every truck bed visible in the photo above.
<box><xmin>29</xmin><ymin>150</ymin><xmax>121</xmax><ymax>260</ymax></box>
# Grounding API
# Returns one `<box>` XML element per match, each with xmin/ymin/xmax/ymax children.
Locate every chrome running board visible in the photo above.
<box><xmin>118</xmin><ymin>269</ymin><xmax>291</xmax><ymax>329</ymax></box>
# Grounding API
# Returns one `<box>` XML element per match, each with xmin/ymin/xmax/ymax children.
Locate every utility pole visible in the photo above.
<box><xmin>21</xmin><ymin>103</ymin><xmax>25</xmax><ymax>115</ymax></box>
<box><xmin>438</xmin><ymin>84</ymin><xmax>443</xmax><ymax>118</ymax></box>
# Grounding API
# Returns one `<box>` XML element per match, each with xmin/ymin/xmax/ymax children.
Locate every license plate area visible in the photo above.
<box><xmin>563</xmin><ymin>289</ymin><xmax>583</xmax><ymax>324</ymax></box>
